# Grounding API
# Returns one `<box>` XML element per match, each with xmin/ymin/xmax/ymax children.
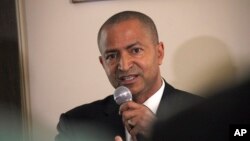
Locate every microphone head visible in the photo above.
<box><xmin>113</xmin><ymin>86</ymin><xmax>132</xmax><ymax>105</ymax></box>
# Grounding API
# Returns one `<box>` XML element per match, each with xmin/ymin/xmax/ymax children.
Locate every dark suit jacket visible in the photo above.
<box><xmin>55</xmin><ymin>81</ymin><xmax>202</xmax><ymax>141</ymax></box>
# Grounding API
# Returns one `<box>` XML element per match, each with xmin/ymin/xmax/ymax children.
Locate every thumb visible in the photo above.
<box><xmin>114</xmin><ymin>136</ymin><xmax>123</xmax><ymax>141</ymax></box>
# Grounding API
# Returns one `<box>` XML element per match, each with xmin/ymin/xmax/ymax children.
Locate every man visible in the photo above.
<box><xmin>56</xmin><ymin>11</ymin><xmax>202</xmax><ymax>141</ymax></box>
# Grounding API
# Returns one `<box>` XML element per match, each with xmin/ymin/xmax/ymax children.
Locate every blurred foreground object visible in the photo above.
<box><xmin>151</xmin><ymin>77</ymin><xmax>250</xmax><ymax>141</ymax></box>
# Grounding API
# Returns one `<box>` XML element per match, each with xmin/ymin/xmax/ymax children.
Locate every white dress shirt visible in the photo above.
<box><xmin>125</xmin><ymin>80</ymin><xmax>165</xmax><ymax>141</ymax></box>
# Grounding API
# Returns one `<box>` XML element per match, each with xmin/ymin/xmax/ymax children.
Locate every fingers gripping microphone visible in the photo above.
<box><xmin>113</xmin><ymin>86</ymin><xmax>132</xmax><ymax>105</ymax></box>
<box><xmin>114</xmin><ymin>86</ymin><xmax>145</xmax><ymax>141</ymax></box>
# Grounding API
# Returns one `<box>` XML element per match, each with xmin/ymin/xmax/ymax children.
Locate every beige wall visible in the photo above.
<box><xmin>22</xmin><ymin>0</ymin><xmax>250</xmax><ymax>140</ymax></box>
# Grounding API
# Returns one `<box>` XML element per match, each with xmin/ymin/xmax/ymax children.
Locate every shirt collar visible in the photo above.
<box><xmin>143</xmin><ymin>79</ymin><xmax>165</xmax><ymax>114</ymax></box>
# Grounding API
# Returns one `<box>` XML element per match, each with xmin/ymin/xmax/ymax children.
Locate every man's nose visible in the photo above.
<box><xmin>118</xmin><ymin>53</ymin><xmax>132</xmax><ymax>71</ymax></box>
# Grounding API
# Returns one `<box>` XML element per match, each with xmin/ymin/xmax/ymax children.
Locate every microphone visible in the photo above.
<box><xmin>113</xmin><ymin>86</ymin><xmax>132</xmax><ymax>105</ymax></box>
<box><xmin>113</xmin><ymin>86</ymin><xmax>146</xmax><ymax>141</ymax></box>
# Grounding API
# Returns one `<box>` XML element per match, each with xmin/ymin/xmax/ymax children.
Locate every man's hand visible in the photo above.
<box><xmin>119</xmin><ymin>101</ymin><xmax>156</xmax><ymax>140</ymax></box>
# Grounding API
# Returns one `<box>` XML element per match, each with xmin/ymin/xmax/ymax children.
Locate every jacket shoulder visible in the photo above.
<box><xmin>164</xmin><ymin>80</ymin><xmax>203</xmax><ymax>103</ymax></box>
<box><xmin>158</xmin><ymin>81</ymin><xmax>204</xmax><ymax>119</ymax></box>
<box><xmin>64</xmin><ymin>95</ymin><xmax>115</xmax><ymax>118</ymax></box>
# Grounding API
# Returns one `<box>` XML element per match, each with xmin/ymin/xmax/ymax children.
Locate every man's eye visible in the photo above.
<box><xmin>106</xmin><ymin>53</ymin><xmax>117</xmax><ymax>60</ymax></box>
<box><xmin>131</xmin><ymin>48</ymin><xmax>143</xmax><ymax>54</ymax></box>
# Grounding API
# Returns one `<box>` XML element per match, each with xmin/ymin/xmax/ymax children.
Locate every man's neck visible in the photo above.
<box><xmin>133</xmin><ymin>77</ymin><xmax>163</xmax><ymax>104</ymax></box>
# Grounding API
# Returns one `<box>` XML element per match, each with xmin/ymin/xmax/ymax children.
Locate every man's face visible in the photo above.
<box><xmin>99</xmin><ymin>19</ymin><xmax>164</xmax><ymax>98</ymax></box>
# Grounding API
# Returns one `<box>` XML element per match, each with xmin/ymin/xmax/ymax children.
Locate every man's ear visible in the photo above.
<box><xmin>157</xmin><ymin>42</ymin><xmax>165</xmax><ymax>65</ymax></box>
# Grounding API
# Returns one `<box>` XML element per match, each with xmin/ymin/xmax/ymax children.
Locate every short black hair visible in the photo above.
<box><xmin>97</xmin><ymin>11</ymin><xmax>159</xmax><ymax>50</ymax></box>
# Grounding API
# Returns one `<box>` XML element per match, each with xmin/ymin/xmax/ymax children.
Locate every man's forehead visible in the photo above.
<box><xmin>98</xmin><ymin>19</ymin><xmax>149</xmax><ymax>54</ymax></box>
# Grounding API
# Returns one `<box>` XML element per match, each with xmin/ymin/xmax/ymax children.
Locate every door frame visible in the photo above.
<box><xmin>16</xmin><ymin>0</ymin><xmax>32</xmax><ymax>141</ymax></box>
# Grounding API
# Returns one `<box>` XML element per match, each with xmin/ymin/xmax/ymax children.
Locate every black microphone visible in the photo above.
<box><xmin>113</xmin><ymin>86</ymin><xmax>132</xmax><ymax>105</ymax></box>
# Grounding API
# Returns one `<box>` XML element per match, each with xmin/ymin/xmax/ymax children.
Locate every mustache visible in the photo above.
<box><xmin>115</xmin><ymin>66</ymin><xmax>142</xmax><ymax>78</ymax></box>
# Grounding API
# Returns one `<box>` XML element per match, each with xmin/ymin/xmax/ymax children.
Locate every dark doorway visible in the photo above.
<box><xmin>0</xmin><ymin>0</ymin><xmax>22</xmax><ymax>141</ymax></box>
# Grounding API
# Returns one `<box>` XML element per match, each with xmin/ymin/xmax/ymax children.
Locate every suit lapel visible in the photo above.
<box><xmin>104</xmin><ymin>96</ymin><xmax>126</xmax><ymax>140</ymax></box>
<box><xmin>157</xmin><ymin>80</ymin><xmax>202</xmax><ymax>120</ymax></box>
<box><xmin>156</xmin><ymin>80</ymin><xmax>177</xmax><ymax>118</ymax></box>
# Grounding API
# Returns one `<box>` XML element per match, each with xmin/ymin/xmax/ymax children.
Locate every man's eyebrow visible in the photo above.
<box><xmin>103</xmin><ymin>42</ymin><xmax>141</xmax><ymax>54</ymax></box>
<box><xmin>126</xmin><ymin>41</ymin><xmax>140</xmax><ymax>49</ymax></box>
<box><xmin>104</xmin><ymin>49</ymin><xmax>118</xmax><ymax>54</ymax></box>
